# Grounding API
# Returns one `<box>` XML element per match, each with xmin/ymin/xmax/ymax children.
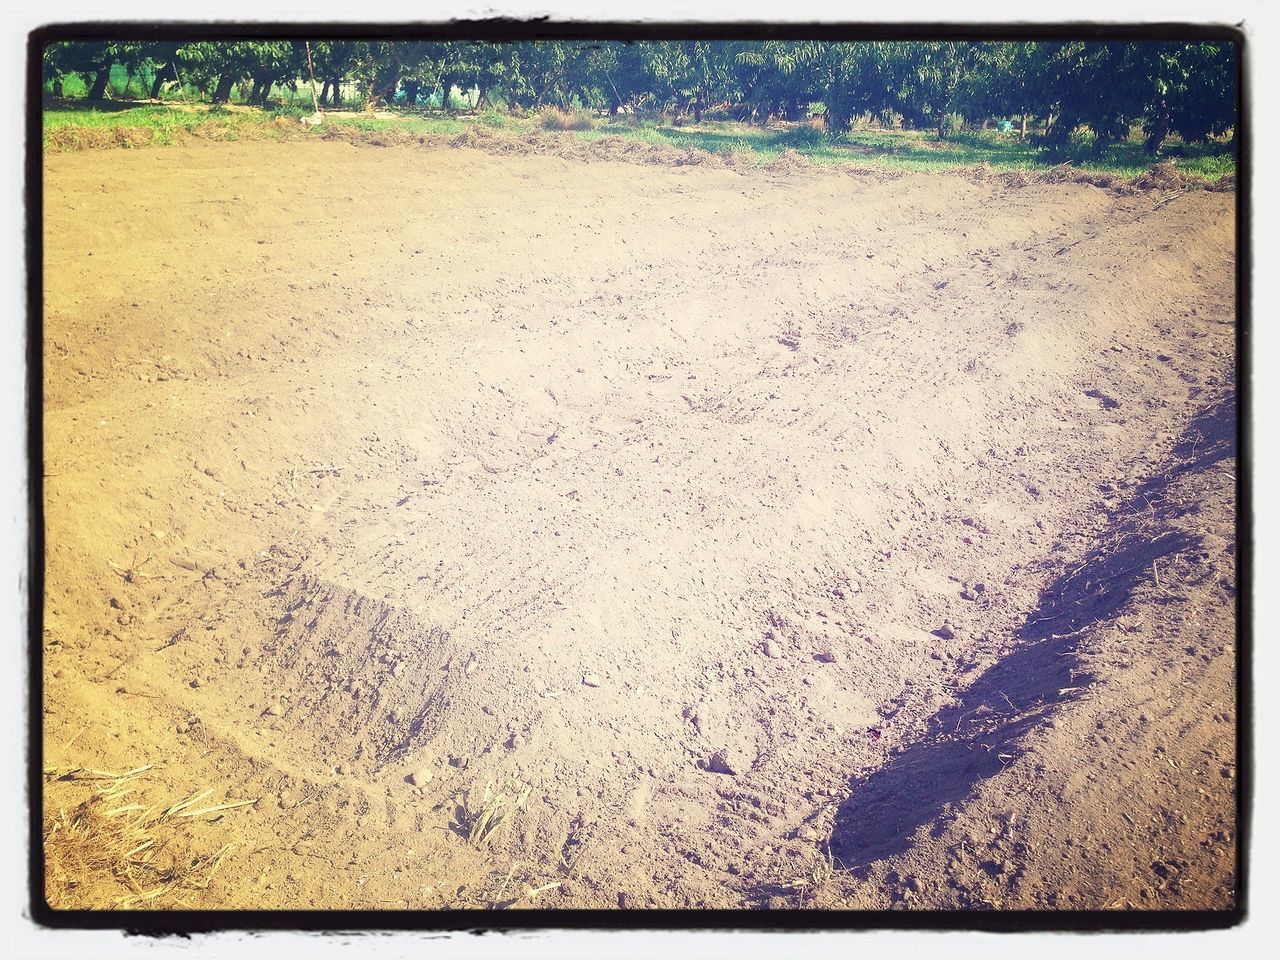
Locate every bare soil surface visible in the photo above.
<box><xmin>41</xmin><ymin>139</ymin><xmax>1238</xmax><ymax>911</ymax></box>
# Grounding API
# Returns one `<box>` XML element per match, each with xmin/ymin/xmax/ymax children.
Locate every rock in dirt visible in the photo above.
<box><xmin>406</xmin><ymin>766</ymin><xmax>434</xmax><ymax>787</ymax></box>
<box><xmin>582</xmin><ymin>673</ymin><xmax>602</xmax><ymax>687</ymax></box>
<box><xmin>934</xmin><ymin>622</ymin><xmax>957</xmax><ymax>640</ymax></box>
<box><xmin>763</xmin><ymin>638</ymin><xmax>782</xmax><ymax>658</ymax></box>
<box><xmin>707</xmin><ymin>750</ymin><xmax>739</xmax><ymax>775</ymax></box>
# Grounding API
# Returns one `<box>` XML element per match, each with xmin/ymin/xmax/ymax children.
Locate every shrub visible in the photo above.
<box><xmin>538</xmin><ymin>107</ymin><xmax>595</xmax><ymax>132</ymax></box>
<box><xmin>778</xmin><ymin>124</ymin><xmax>825</xmax><ymax>149</ymax></box>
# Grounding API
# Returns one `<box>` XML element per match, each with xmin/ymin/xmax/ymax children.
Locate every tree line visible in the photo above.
<box><xmin>42</xmin><ymin>40</ymin><xmax>1236</xmax><ymax>155</ymax></box>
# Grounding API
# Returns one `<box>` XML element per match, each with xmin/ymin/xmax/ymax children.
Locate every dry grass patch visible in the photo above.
<box><xmin>467</xmin><ymin>777</ymin><xmax>533</xmax><ymax>849</ymax></box>
<box><xmin>43</xmin><ymin>764</ymin><xmax>252</xmax><ymax>909</ymax></box>
<box><xmin>538</xmin><ymin>107</ymin><xmax>596</xmax><ymax>132</ymax></box>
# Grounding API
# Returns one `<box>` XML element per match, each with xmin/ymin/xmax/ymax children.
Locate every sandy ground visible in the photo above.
<box><xmin>40</xmin><ymin>139</ymin><xmax>1237</xmax><ymax>912</ymax></box>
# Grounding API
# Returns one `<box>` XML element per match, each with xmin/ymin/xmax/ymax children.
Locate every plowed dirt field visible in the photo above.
<box><xmin>41</xmin><ymin>139</ymin><xmax>1238</xmax><ymax>911</ymax></box>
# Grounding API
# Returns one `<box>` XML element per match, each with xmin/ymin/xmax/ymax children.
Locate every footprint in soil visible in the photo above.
<box><xmin>1083</xmin><ymin>388</ymin><xmax>1121</xmax><ymax>410</ymax></box>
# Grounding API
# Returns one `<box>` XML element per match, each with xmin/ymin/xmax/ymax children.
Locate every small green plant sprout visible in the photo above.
<box><xmin>780</xmin><ymin>844</ymin><xmax>837</xmax><ymax>907</ymax></box>
<box><xmin>468</xmin><ymin>777</ymin><xmax>532</xmax><ymax>848</ymax></box>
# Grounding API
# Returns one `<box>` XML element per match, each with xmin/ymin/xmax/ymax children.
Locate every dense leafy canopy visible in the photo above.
<box><xmin>43</xmin><ymin>39</ymin><xmax>1237</xmax><ymax>154</ymax></box>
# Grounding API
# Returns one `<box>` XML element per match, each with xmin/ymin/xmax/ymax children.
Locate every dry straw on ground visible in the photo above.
<box><xmin>43</xmin><ymin>764</ymin><xmax>251</xmax><ymax>909</ymax></box>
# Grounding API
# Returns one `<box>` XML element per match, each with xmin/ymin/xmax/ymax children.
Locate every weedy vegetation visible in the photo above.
<box><xmin>467</xmin><ymin>777</ymin><xmax>533</xmax><ymax>849</ymax></box>
<box><xmin>43</xmin><ymin>764</ymin><xmax>254</xmax><ymax>909</ymax></box>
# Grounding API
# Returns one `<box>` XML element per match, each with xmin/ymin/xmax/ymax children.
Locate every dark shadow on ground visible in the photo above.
<box><xmin>830</xmin><ymin>390</ymin><xmax>1236</xmax><ymax>869</ymax></box>
<box><xmin>42</xmin><ymin>96</ymin><xmax>159</xmax><ymax>113</ymax></box>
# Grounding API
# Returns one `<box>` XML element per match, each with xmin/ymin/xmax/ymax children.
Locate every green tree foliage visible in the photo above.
<box><xmin>43</xmin><ymin>42</ymin><xmax>149</xmax><ymax>99</ymax></box>
<box><xmin>40</xmin><ymin>38</ymin><xmax>1237</xmax><ymax>155</ymax></box>
<box><xmin>1141</xmin><ymin>42</ymin><xmax>1237</xmax><ymax>152</ymax></box>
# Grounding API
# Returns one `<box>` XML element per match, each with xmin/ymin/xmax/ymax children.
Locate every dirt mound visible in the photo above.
<box><xmin>673</xmin><ymin>147</ymin><xmax>728</xmax><ymax>169</ymax></box>
<box><xmin>587</xmin><ymin>134</ymin><xmax>652</xmax><ymax>161</ymax></box>
<box><xmin>448</xmin><ymin>127</ymin><xmax>735</xmax><ymax>172</ymax></box>
<box><xmin>764</xmin><ymin>148</ymin><xmax>812</xmax><ymax>176</ymax></box>
<box><xmin>42</xmin><ymin>139</ymin><xmax>1237</xmax><ymax>911</ymax></box>
<box><xmin>1132</xmin><ymin>159</ymin><xmax>1198</xmax><ymax>191</ymax></box>
<box><xmin>450</xmin><ymin>124</ymin><xmax>531</xmax><ymax>155</ymax></box>
<box><xmin>996</xmin><ymin>169</ymin><xmax>1035</xmax><ymax>189</ymax></box>
<box><xmin>252</xmin><ymin>575</ymin><xmax>457</xmax><ymax>771</ymax></box>
<box><xmin>963</xmin><ymin>162</ymin><xmax>1035</xmax><ymax>191</ymax></box>
<box><xmin>1040</xmin><ymin>163</ymin><xmax>1133</xmax><ymax>193</ymax></box>
<box><xmin>42</xmin><ymin>117</ymin><xmax>1239</xmax><ymax>196</ymax></box>
<box><xmin>46</xmin><ymin>125</ymin><xmax>156</xmax><ymax>151</ymax></box>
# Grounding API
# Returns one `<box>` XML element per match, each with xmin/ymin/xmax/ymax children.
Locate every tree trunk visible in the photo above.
<box><xmin>824</xmin><ymin>82</ymin><xmax>852</xmax><ymax>135</ymax></box>
<box><xmin>329</xmin><ymin>76</ymin><xmax>343</xmax><ymax>107</ymax></box>
<box><xmin>403</xmin><ymin>80</ymin><xmax>419</xmax><ymax>106</ymax></box>
<box><xmin>52</xmin><ymin>77</ymin><xmax>64</xmax><ymax>99</ymax></box>
<box><xmin>377</xmin><ymin>80</ymin><xmax>398</xmax><ymax>107</ymax></box>
<box><xmin>87</xmin><ymin>67</ymin><xmax>111</xmax><ymax>100</ymax></box>
<box><xmin>1042</xmin><ymin>112</ymin><xmax>1079</xmax><ymax>159</ymax></box>
<box><xmin>150</xmin><ymin>68</ymin><xmax>167</xmax><ymax>99</ymax></box>
<box><xmin>211</xmin><ymin>72</ymin><xmax>236</xmax><ymax>104</ymax></box>
<box><xmin>1144</xmin><ymin>102</ymin><xmax>1170</xmax><ymax>154</ymax></box>
<box><xmin>1020</xmin><ymin>114</ymin><xmax>1028</xmax><ymax>140</ymax></box>
<box><xmin>439</xmin><ymin>74</ymin><xmax>457</xmax><ymax>111</ymax></box>
<box><xmin>693</xmin><ymin>88</ymin><xmax>703</xmax><ymax>124</ymax></box>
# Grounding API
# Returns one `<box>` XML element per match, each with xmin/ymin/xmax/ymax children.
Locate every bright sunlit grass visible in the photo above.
<box><xmin>42</xmin><ymin>102</ymin><xmax>1236</xmax><ymax>182</ymax></box>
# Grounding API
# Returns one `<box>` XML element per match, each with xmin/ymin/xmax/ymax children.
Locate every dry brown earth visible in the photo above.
<box><xmin>41</xmin><ymin>139</ymin><xmax>1237</xmax><ymax>912</ymax></box>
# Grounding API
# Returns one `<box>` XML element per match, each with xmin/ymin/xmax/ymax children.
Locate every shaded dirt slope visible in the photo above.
<box><xmin>41</xmin><ymin>140</ymin><xmax>1237</xmax><ymax>911</ymax></box>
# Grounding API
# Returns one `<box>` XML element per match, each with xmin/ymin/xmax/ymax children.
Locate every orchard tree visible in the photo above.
<box><xmin>43</xmin><ymin>41</ymin><xmax>145</xmax><ymax>100</ymax></box>
<box><xmin>733</xmin><ymin>40</ymin><xmax>825</xmax><ymax>123</ymax></box>
<box><xmin>309</xmin><ymin>41</ymin><xmax>359</xmax><ymax>107</ymax></box>
<box><xmin>885</xmin><ymin>41</ymin><xmax>984</xmax><ymax>138</ymax></box>
<box><xmin>822</xmin><ymin>43</ymin><xmax>898</xmax><ymax>134</ymax></box>
<box><xmin>243</xmin><ymin>41</ymin><xmax>303</xmax><ymax>105</ymax></box>
<box><xmin>1140</xmin><ymin>41</ymin><xmax>1237</xmax><ymax>152</ymax></box>
<box><xmin>173</xmin><ymin>42</ymin><xmax>269</xmax><ymax>103</ymax></box>
<box><xmin>579</xmin><ymin>42</ymin><xmax>651</xmax><ymax>114</ymax></box>
<box><xmin>1034</xmin><ymin>42</ymin><xmax>1151</xmax><ymax>156</ymax></box>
